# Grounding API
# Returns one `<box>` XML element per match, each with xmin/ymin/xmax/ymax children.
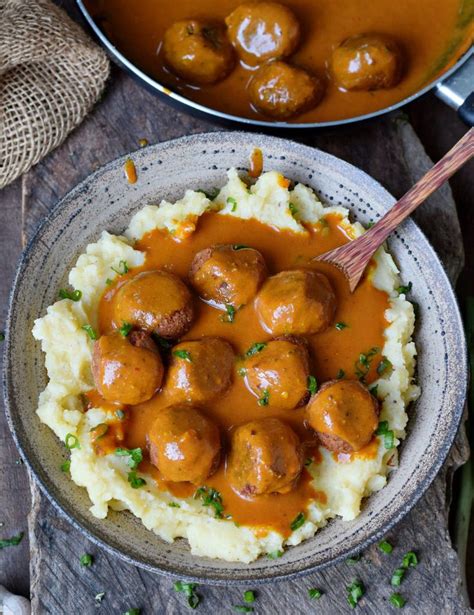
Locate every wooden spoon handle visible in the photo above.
<box><xmin>368</xmin><ymin>127</ymin><xmax>474</xmax><ymax>247</ymax></box>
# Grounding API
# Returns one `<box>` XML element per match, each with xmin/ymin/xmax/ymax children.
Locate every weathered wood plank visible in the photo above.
<box><xmin>21</xmin><ymin>66</ymin><xmax>470</xmax><ymax>614</ymax></box>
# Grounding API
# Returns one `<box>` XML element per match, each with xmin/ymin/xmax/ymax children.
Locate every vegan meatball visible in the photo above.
<box><xmin>255</xmin><ymin>269</ymin><xmax>336</xmax><ymax>335</ymax></box>
<box><xmin>92</xmin><ymin>331</ymin><xmax>163</xmax><ymax>405</ymax></box>
<box><xmin>331</xmin><ymin>34</ymin><xmax>403</xmax><ymax>91</ymax></box>
<box><xmin>226</xmin><ymin>2</ymin><xmax>300</xmax><ymax>66</ymax></box>
<box><xmin>163</xmin><ymin>20</ymin><xmax>235</xmax><ymax>85</ymax></box>
<box><xmin>113</xmin><ymin>270</ymin><xmax>194</xmax><ymax>339</ymax></box>
<box><xmin>165</xmin><ymin>337</ymin><xmax>235</xmax><ymax>404</ymax></box>
<box><xmin>248</xmin><ymin>61</ymin><xmax>325</xmax><ymax>120</ymax></box>
<box><xmin>147</xmin><ymin>404</ymin><xmax>221</xmax><ymax>484</ymax></box>
<box><xmin>244</xmin><ymin>337</ymin><xmax>310</xmax><ymax>409</ymax></box>
<box><xmin>307</xmin><ymin>379</ymin><xmax>379</xmax><ymax>453</ymax></box>
<box><xmin>227</xmin><ymin>418</ymin><xmax>303</xmax><ymax>497</ymax></box>
<box><xmin>189</xmin><ymin>244</ymin><xmax>268</xmax><ymax>308</ymax></box>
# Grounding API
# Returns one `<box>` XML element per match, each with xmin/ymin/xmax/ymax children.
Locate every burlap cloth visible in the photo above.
<box><xmin>0</xmin><ymin>0</ymin><xmax>110</xmax><ymax>189</ymax></box>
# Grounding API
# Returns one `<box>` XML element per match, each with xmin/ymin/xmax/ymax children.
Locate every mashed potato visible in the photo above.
<box><xmin>32</xmin><ymin>168</ymin><xmax>419</xmax><ymax>563</ymax></box>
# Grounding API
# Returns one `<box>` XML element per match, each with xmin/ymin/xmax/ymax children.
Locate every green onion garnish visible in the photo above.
<box><xmin>401</xmin><ymin>551</ymin><xmax>418</xmax><ymax>568</ymax></box>
<box><xmin>174</xmin><ymin>581</ymin><xmax>200</xmax><ymax>609</ymax></box>
<box><xmin>289</xmin><ymin>202</ymin><xmax>298</xmax><ymax>218</ymax></box>
<box><xmin>222</xmin><ymin>304</ymin><xmax>236</xmax><ymax>323</ymax></box>
<box><xmin>290</xmin><ymin>512</ymin><xmax>305</xmax><ymax>531</ymax></box>
<box><xmin>379</xmin><ymin>540</ymin><xmax>393</xmax><ymax>554</ymax></box>
<box><xmin>245</xmin><ymin>342</ymin><xmax>267</xmax><ymax>357</ymax></box>
<box><xmin>397</xmin><ymin>282</ymin><xmax>412</xmax><ymax>296</ymax></box>
<box><xmin>389</xmin><ymin>593</ymin><xmax>407</xmax><ymax>608</ymax></box>
<box><xmin>335</xmin><ymin>322</ymin><xmax>348</xmax><ymax>331</ymax></box>
<box><xmin>307</xmin><ymin>375</ymin><xmax>318</xmax><ymax>395</ymax></box>
<box><xmin>391</xmin><ymin>567</ymin><xmax>405</xmax><ymax>586</ymax></box>
<box><xmin>377</xmin><ymin>356</ymin><xmax>392</xmax><ymax>376</ymax></box>
<box><xmin>347</xmin><ymin>580</ymin><xmax>364</xmax><ymax>608</ymax></box>
<box><xmin>354</xmin><ymin>346</ymin><xmax>379</xmax><ymax>381</ymax></box>
<box><xmin>257</xmin><ymin>389</ymin><xmax>270</xmax><ymax>406</ymax></box>
<box><xmin>336</xmin><ymin>369</ymin><xmax>345</xmax><ymax>379</ymax></box>
<box><xmin>168</xmin><ymin>502</ymin><xmax>181</xmax><ymax>508</ymax></box>
<box><xmin>65</xmin><ymin>433</ymin><xmax>80</xmax><ymax>450</ymax></box>
<box><xmin>119</xmin><ymin>322</ymin><xmax>133</xmax><ymax>337</ymax></box>
<box><xmin>59</xmin><ymin>288</ymin><xmax>82</xmax><ymax>301</ymax></box>
<box><xmin>267</xmin><ymin>550</ymin><xmax>283</xmax><ymax>559</ymax></box>
<box><xmin>308</xmin><ymin>588</ymin><xmax>322</xmax><ymax>599</ymax></box>
<box><xmin>127</xmin><ymin>471</ymin><xmax>146</xmax><ymax>489</ymax></box>
<box><xmin>111</xmin><ymin>260</ymin><xmax>129</xmax><ymax>275</ymax></box>
<box><xmin>82</xmin><ymin>324</ymin><xmax>98</xmax><ymax>340</ymax></box>
<box><xmin>116</xmin><ymin>447</ymin><xmax>143</xmax><ymax>470</ymax></box>
<box><xmin>60</xmin><ymin>459</ymin><xmax>71</xmax><ymax>472</ymax></box>
<box><xmin>0</xmin><ymin>532</ymin><xmax>24</xmax><ymax>549</ymax></box>
<box><xmin>80</xmin><ymin>553</ymin><xmax>93</xmax><ymax>567</ymax></box>
<box><xmin>243</xmin><ymin>590</ymin><xmax>255</xmax><ymax>603</ymax></box>
<box><xmin>227</xmin><ymin>196</ymin><xmax>238</xmax><ymax>212</ymax></box>
<box><xmin>173</xmin><ymin>349</ymin><xmax>192</xmax><ymax>362</ymax></box>
<box><xmin>375</xmin><ymin>421</ymin><xmax>395</xmax><ymax>449</ymax></box>
<box><xmin>194</xmin><ymin>486</ymin><xmax>224</xmax><ymax>518</ymax></box>
<box><xmin>369</xmin><ymin>384</ymin><xmax>379</xmax><ymax>398</ymax></box>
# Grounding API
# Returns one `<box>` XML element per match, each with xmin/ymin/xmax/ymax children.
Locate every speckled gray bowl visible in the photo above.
<box><xmin>3</xmin><ymin>132</ymin><xmax>468</xmax><ymax>584</ymax></box>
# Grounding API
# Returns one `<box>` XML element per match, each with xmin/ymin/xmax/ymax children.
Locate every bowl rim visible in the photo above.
<box><xmin>2</xmin><ymin>131</ymin><xmax>469</xmax><ymax>584</ymax></box>
<box><xmin>75</xmin><ymin>0</ymin><xmax>474</xmax><ymax>130</ymax></box>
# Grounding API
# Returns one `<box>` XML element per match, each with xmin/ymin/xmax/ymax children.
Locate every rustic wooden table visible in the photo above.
<box><xmin>1</xmin><ymin>5</ymin><xmax>474</xmax><ymax>613</ymax></box>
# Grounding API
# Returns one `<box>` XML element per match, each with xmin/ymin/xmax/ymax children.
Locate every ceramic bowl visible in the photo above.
<box><xmin>3</xmin><ymin>132</ymin><xmax>468</xmax><ymax>584</ymax></box>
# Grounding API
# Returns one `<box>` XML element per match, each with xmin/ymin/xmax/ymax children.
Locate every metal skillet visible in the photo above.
<box><xmin>76</xmin><ymin>0</ymin><xmax>474</xmax><ymax>128</ymax></box>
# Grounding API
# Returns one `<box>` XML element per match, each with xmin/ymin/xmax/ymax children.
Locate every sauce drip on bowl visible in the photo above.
<box><xmin>95</xmin><ymin>212</ymin><xmax>389</xmax><ymax>533</ymax></box>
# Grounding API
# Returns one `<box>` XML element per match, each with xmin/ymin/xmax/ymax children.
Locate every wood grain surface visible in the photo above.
<box><xmin>0</xmin><ymin>2</ymin><xmax>473</xmax><ymax>612</ymax></box>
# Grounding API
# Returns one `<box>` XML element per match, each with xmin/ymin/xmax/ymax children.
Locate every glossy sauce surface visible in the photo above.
<box><xmin>85</xmin><ymin>0</ymin><xmax>472</xmax><ymax>123</ymax></box>
<box><xmin>97</xmin><ymin>212</ymin><xmax>389</xmax><ymax>534</ymax></box>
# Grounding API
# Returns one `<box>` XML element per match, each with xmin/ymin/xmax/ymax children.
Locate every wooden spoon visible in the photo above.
<box><xmin>315</xmin><ymin>127</ymin><xmax>474</xmax><ymax>292</ymax></box>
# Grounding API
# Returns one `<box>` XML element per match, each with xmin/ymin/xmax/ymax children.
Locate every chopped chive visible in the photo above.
<box><xmin>127</xmin><ymin>471</ymin><xmax>146</xmax><ymax>489</ymax></box>
<box><xmin>391</xmin><ymin>567</ymin><xmax>405</xmax><ymax>586</ymax></box>
<box><xmin>257</xmin><ymin>388</ymin><xmax>270</xmax><ymax>407</ymax></box>
<box><xmin>0</xmin><ymin>532</ymin><xmax>24</xmax><ymax>549</ymax></box>
<box><xmin>173</xmin><ymin>349</ymin><xmax>192</xmax><ymax>362</ymax></box>
<box><xmin>376</xmin><ymin>421</ymin><xmax>389</xmax><ymax>435</ymax></box>
<box><xmin>335</xmin><ymin>322</ymin><xmax>348</xmax><ymax>331</ymax></box>
<box><xmin>366</xmin><ymin>221</ymin><xmax>376</xmax><ymax>229</ymax></box>
<box><xmin>60</xmin><ymin>460</ymin><xmax>71</xmax><ymax>473</ymax></box>
<box><xmin>233</xmin><ymin>244</ymin><xmax>249</xmax><ymax>251</ymax></box>
<box><xmin>336</xmin><ymin>368</ymin><xmax>345</xmax><ymax>379</ymax></box>
<box><xmin>81</xmin><ymin>324</ymin><xmax>98</xmax><ymax>340</ymax></box>
<box><xmin>222</xmin><ymin>304</ymin><xmax>236</xmax><ymax>323</ymax></box>
<box><xmin>243</xmin><ymin>590</ymin><xmax>255</xmax><ymax>603</ymax></box>
<box><xmin>90</xmin><ymin>423</ymin><xmax>109</xmax><ymax>440</ymax></box>
<box><xmin>105</xmin><ymin>278</ymin><xmax>113</xmax><ymax>286</ymax></box>
<box><xmin>308</xmin><ymin>588</ymin><xmax>322</xmax><ymax>599</ymax></box>
<box><xmin>119</xmin><ymin>322</ymin><xmax>133</xmax><ymax>337</ymax></box>
<box><xmin>397</xmin><ymin>282</ymin><xmax>412</xmax><ymax>296</ymax></box>
<box><xmin>174</xmin><ymin>581</ymin><xmax>200</xmax><ymax>609</ymax></box>
<box><xmin>194</xmin><ymin>486</ymin><xmax>224</xmax><ymax>518</ymax></box>
<box><xmin>111</xmin><ymin>260</ymin><xmax>129</xmax><ymax>275</ymax></box>
<box><xmin>80</xmin><ymin>553</ymin><xmax>93</xmax><ymax>567</ymax></box>
<box><xmin>354</xmin><ymin>346</ymin><xmax>379</xmax><ymax>381</ymax></box>
<box><xmin>377</xmin><ymin>356</ymin><xmax>393</xmax><ymax>376</ymax></box>
<box><xmin>307</xmin><ymin>375</ymin><xmax>318</xmax><ymax>395</ymax></box>
<box><xmin>290</xmin><ymin>512</ymin><xmax>305</xmax><ymax>531</ymax></box>
<box><xmin>384</xmin><ymin>430</ymin><xmax>395</xmax><ymax>449</ymax></box>
<box><xmin>267</xmin><ymin>550</ymin><xmax>283</xmax><ymax>559</ymax></box>
<box><xmin>390</xmin><ymin>593</ymin><xmax>407</xmax><ymax>608</ymax></box>
<box><xmin>347</xmin><ymin>580</ymin><xmax>364</xmax><ymax>608</ymax></box>
<box><xmin>116</xmin><ymin>447</ymin><xmax>143</xmax><ymax>469</ymax></box>
<box><xmin>289</xmin><ymin>202</ymin><xmax>298</xmax><ymax>218</ymax></box>
<box><xmin>227</xmin><ymin>196</ymin><xmax>238</xmax><ymax>212</ymax></box>
<box><xmin>369</xmin><ymin>384</ymin><xmax>379</xmax><ymax>398</ymax></box>
<box><xmin>245</xmin><ymin>342</ymin><xmax>267</xmax><ymax>357</ymax></box>
<box><xmin>237</xmin><ymin>366</ymin><xmax>247</xmax><ymax>377</ymax></box>
<box><xmin>65</xmin><ymin>433</ymin><xmax>80</xmax><ymax>450</ymax></box>
<box><xmin>59</xmin><ymin>288</ymin><xmax>82</xmax><ymax>301</ymax></box>
<box><xmin>401</xmin><ymin>551</ymin><xmax>418</xmax><ymax>568</ymax></box>
<box><xmin>379</xmin><ymin>540</ymin><xmax>393</xmax><ymax>554</ymax></box>
<box><xmin>168</xmin><ymin>502</ymin><xmax>181</xmax><ymax>508</ymax></box>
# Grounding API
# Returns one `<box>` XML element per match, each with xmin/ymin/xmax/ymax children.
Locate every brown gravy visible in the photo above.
<box><xmin>85</xmin><ymin>0</ymin><xmax>472</xmax><ymax>123</ymax></box>
<box><xmin>94</xmin><ymin>211</ymin><xmax>389</xmax><ymax>534</ymax></box>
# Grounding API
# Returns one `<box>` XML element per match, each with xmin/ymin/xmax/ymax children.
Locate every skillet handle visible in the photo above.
<box><xmin>435</xmin><ymin>53</ymin><xmax>474</xmax><ymax>127</ymax></box>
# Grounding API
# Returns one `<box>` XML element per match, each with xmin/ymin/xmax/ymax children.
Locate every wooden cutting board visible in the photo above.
<box><xmin>20</xmin><ymin>65</ymin><xmax>470</xmax><ymax>614</ymax></box>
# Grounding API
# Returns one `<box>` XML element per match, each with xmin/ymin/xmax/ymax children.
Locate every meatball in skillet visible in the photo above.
<box><xmin>189</xmin><ymin>244</ymin><xmax>267</xmax><ymax>309</ymax></box>
<box><xmin>92</xmin><ymin>331</ymin><xmax>163</xmax><ymax>405</ymax></box>
<box><xmin>163</xmin><ymin>20</ymin><xmax>235</xmax><ymax>85</ymax></box>
<box><xmin>113</xmin><ymin>270</ymin><xmax>194</xmax><ymax>339</ymax></box>
<box><xmin>307</xmin><ymin>379</ymin><xmax>379</xmax><ymax>453</ymax></box>
<box><xmin>255</xmin><ymin>269</ymin><xmax>336</xmax><ymax>335</ymax></box>
<box><xmin>165</xmin><ymin>337</ymin><xmax>235</xmax><ymax>404</ymax></box>
<box><xmin>226</xmin><ymin>2</ymin><xmax>300</xmax><ymax>66</ymax></box>
<box><xmin>147</xmin><ymin>404</ymin><xmax>221</xmax><ymax>484</ymax></box>
<box><xmin>227</xmin><ymin>417</ymin><xmax>304</xmax><ymax>497</ymax></box>
<box><xmin>331</xmin><ymin>34</ymin><xmax>403</xmax><ymax>92</ymax></box>
<box><xmin>248</xmin><ymin>61</ymin><xmax>325</xmax><ymax>119</ymax></box>
<box><xmin>244</xmin><ymin>337</ymin><xmax>310</xmax><ymax>409</ymax></box>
